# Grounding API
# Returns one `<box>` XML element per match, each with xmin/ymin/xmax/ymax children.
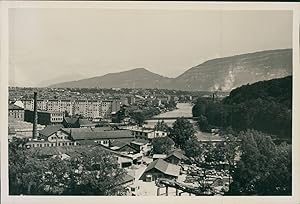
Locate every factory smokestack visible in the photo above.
<box><xmin>32</xmin><ymin>92</ymin><xmax>38</xmax><ymax>139</ymax></box>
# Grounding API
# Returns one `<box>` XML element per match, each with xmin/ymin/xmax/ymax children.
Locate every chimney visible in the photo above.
<box><xmin>32</xmin><ymin>92</ymin><xmax>38</xmax><ymax>139</ymax></box>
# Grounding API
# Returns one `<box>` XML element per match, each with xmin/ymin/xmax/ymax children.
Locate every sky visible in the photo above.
<box><xmin>8</xmin><ymin>8</ymin><xmax>293</xmax><ymax>87</ymax></box>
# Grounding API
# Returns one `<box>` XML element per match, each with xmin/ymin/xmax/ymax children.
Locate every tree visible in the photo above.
<box><xmin>131</xmin><ymin>111</ymin><xmax>145</xmax><ymax>127</ymax></box>
<box><xmin>112</xmin><ymin>106</ymin><xmax>126</xmax><ymax>123</ymax></box>
<box><xmin>152</xmin><ymin>137</ymin><xmax>175</xmax><ymax>154</ymax></box>
<box><xmin>183</xmin><ymin>139</ymin><xmax>203</xmax><ymax>159</ymax></box>
<box><xmin>170</xmin><ymin>117</ymin><xmax>195</xmax><ymax>149</ymax></box>
<box><xmin>197</xmin><ymin>115</ymin><xmax>210</xmax><ymax>132</ymax></box>
<box><xmin>228</xmin><ymin>129</ymin><xmax>292</xmax><ymax>195</ymax></box>
<box><xmin>192</xmin><ymin>98</ymin><xmax>209</xmax><ymax>117</ymax></box>
<box><xmin>65</xmin><ymin>148</ymin><xmax>127</xmax><ymax>195</ymax></box>
<box><xmin>154</xmin><ymin>120</ymin><xmax>170</xmax><ymax>132</ymax></box>
<box><xmin>193</xmin><ymin>76</ymin><xmax>292</xmax><ymax>142</ymax></box>
<box><xmin>9</xmin><ymin>144</ymin><xmax>127</xmax><ymax>195</ymax></box>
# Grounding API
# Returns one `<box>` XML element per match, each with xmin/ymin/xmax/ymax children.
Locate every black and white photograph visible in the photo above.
<box><xmin>1</xmin><ymin>1</ymin><xmax>300</xmax><ymax>204</ymax></box>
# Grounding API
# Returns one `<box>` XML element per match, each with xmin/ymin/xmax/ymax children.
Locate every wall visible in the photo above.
<box><xmin>8</xmin><ymin>109</ymin><xmax>24</xmax><ymax>120</ymax></box>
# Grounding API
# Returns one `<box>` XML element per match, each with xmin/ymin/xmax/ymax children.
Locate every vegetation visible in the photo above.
<box><xmin>228</xmin><ymin>129</ymin><xmax>292</xmax><ymax>195</ymax></box>
<box><xmin>192</xmin><ymin>76</ymin><xmax>292</xmax><ymax>141</ymax></box>
<box><xmin>154</xmin><ymin>120</ymin><xmax>170</xmax><ymax>132</ymax></box>
<box><xmin>9</xmin><ymin>138</ymin><xmax>127</xmax><ymax>195</ymax></box>
<box><xmin>152</xmin><ymin>137</ymin><xmax>175</xmax><ymax>154</ymax></box>
<box><xmin>182</xmin><ymin>128</ymin><xmax>291</xmax><ymax>195</ymax></box>
<box><xmin>169</xmin><ymin>117</ymin><xmax>196</xmax><ymax>149</ymax></box>
<box><xmin>183</xmin><ymin>139</ymin><xmax>203</xmax><ymax>159</ymax></box>
<box><xmin>112</xmin><ymin>106</ymin><xmax>127</xmax><ymax>123</ymax></box>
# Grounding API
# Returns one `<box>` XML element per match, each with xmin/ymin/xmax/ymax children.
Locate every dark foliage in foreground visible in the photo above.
<box><xmin>228</xmin><ymin>129</ymin><xmax>292</xmax><ymax>195</ymax></box>
<box><xmin>9</xmin><ymin>138</ymin><xmax>127</xmax><ymax>195</ymax></box>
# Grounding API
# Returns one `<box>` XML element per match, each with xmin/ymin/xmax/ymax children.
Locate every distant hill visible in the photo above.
<box><xmin>49</xmin><ymin>68</ymin><xmax>172</xmax><ymax>89</ymax></box>
<box><xmin>49</xmin><ymin>49</ymin><xmax>292</xmax><ymax>91</ymax></box>
<box><xmin>171</xmin><ymin>49</ymin><xmax>292</xmax><ymax>91</ymax></box>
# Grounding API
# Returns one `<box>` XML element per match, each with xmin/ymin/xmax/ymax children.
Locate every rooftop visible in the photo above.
<box><xmin>165</xmin><ymin>150</ymin><xmax>188</xmax><ymax>161</ymax></box>
<box><xmin>152</xmin><ymin>154</ymin><xmax>167</xmax><ymax>159</ymax></box>
<box><xmin>143</xmin><ymin>159</ymin><xmax>180</xmax><ymax>177</ymax></box>
<box><xmin>78</xmin><ymin>119</ymin><xmax>95</xmax><ymax>126</ymax></box>
<box><xmin>8</xmin><ymin>103</ymin><xmax>24</xmax><ymax>110</ymax></box>
<box><xmin>195</xmin><ymin>131</ymin><xmax>225</xmax><ymax>142</ymax></box>
<box><xmin>62</xmin><ymin>128</ymin><xmax>134</xmax><ymax>140</ymax></box>
<box><xmin>130</xmin><ymin>138</ymin><xmax>149</xmax><ymax>146</ymax></box>
<box><xmin>64</xmin><ymin>117</ymin><xmax>78</xmax><ymax>125</ymax></box>
<box><xmin>39</xmin><ymin>124</ymin><xmax>64</xmax><ymax>137</ymax></box>
<box><xmin>8</xmin><ymin>116</ymin><xmax>44</xmax><ymax>131</ymax></box>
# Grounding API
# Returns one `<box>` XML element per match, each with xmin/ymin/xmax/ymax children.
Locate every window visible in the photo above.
<box><xmin>156</xmin><ymin>133</ymin><xmax>159</xmax><ymax>136</ymax></box>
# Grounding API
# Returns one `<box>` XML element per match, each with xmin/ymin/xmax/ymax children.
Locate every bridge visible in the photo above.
<box><xmin>155</xmin><ymin>178</ymin><xmax>215</xmax><ymax>196</ymax></box>
<box><xmin>147</xmin><ymin>116</ymin><xmax>200</xmax><ymax>121</ymax></box>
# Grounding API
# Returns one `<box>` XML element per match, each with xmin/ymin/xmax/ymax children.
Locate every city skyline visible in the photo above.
<box><xmin>9</xmin><ymin>9</ymin><xmax>292</xmax><ymax>87</ymax></box>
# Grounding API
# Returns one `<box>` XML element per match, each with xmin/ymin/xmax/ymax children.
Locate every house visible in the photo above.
<box><xmin>153</xmin><ymin>130</ymin><xmax>168</xmax><ymax>139</ymax></box>
<box><xmin>121</xmin><ymin>174</ymin><xmax>136</xmax><ymax>196</ymax></box>
<box><xmin>153</xmin><ymin>154</ymin><xmax>167</xmax><ymax>160</ymax></box>
<box><xmin>109</xmin><ymin>140</ymin><xmax>139</xmax><ymax>154</ymax></box>
<box><xmin>8</xmin><ymin>104</ymin><xmax>24</xmax><ymax>120</ymax></box>
<box><xmin>8</xmin><ymin>116</ymin><xmax>44</xmax><ymax>139</ymax></box>
<box><xmin>164</xmin><ymin>150</ymin><xmax>188</xmax><ymax>165</ymax></box>
<box><xmin>120</xmin><ymin>174</ymin><xmax>135</xmax><ymax>186</ymax></box>
<box><xmin>63</xmin><ymin>117</ymin><xmax>79</xmax><ymax>128</ymax></box>
<box><xmin>130</xmin><ymin>139</ymin><xmax>151</xmax><ymax>155</ymax></box>
<box><xmin>63</xmin><ymin>117</ymin><xmax>96</xmax><ymax>128</ymax></box>
<box><xmin>78</xmin><ymin>119</ymin><xmax>96</xmax><ymax>128</ymax></box>
<box><xmin>139</xmin><ymin>159</ymin><xmax>181</xmax><ymax>182</ymax></box>
<box><xmin>123</xmin><ymin>126</ymin><xmax>168</xmax><ymax>140</ymax></box>
<box><xmin>98</xmin><ymin>145</ymin><xmax>143</xmax><ymax>168</ymax></box>
<box><xmin>63</xmin><ymin>128</ymin><xmax>134</xmax><ymax>147</ymax></box>
<box><xmin>25</xmin><ymin>126</ymin><xmax>135</xmax><ymax>149</ymax></box>
<box><xmin>24</xmin><ymin>110</ymin><xmax>64</xmax><ymax>125</ymax></box>
<box><xmin>26</xmin><ymin>125</ymin><xmax>77</xmax><ymax>148</ymax></box>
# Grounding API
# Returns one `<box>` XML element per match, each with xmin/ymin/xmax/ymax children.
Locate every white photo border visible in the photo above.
<box><xmin>1</xmin><ymin>1</ymin><xmax>300</xmax><ymax>204</ymax></box>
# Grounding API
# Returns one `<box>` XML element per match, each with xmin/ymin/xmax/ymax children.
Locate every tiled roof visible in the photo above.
<box><xmin>78</xmin><ymin>119</ymin><xmax>95</xmax><ymax>126</ymax></box>
<box><xmin>153</xmin><ymin>154</ymin><xmax>167</xmax><ymax>159</ymax></box>
<box><xmin>64</xmin><ymin>117</ymin><xmax>79</xmax><ymax>124</ymax></box>
<box><xmin>165</xmin><ymin>150</ymin><xmax>188</xmax><ymax>161</ymax></box>
<box><xmin>120</xmin><ymin>174</ymin><xmax>135</xmax><ymax>184</ymax></box>
<box><xmin>8</xmin><ymin>104</ymin><xmax>24</xmax><ymax>110</ymax></box>
<box><xmin>130</xmin><ymin>138</ymin><xmax>149</xmax><ymax>146</ymax></box>
<box><xmin>39</xmin><ymin>124</ymin><xmax>64</xmax><ymax>137</ymax></box>
<box><xmin>143</xmin><ymin>159</ymin><xmax>180</xmax><ymax>177</ymax></box>
<box><xmin>8</xmin><ymin>116</ymin><xmax>44</xmax><ymax>130</ymax></box>
<box><xmin>62</xmin><ymin>128</ymin><xmax>134</xmax><ymax>140</ymax></box>
<box><xmin>110</xmin><ymin>140</ymin><xmax>130</xmax><ymax>148</ymax></box>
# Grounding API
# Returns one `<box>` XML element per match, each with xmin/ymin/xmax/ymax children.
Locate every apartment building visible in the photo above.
<box><xmin>22</xmin><ymin>99</ymin><xmax>121</xmax><ymax>119</ymax></box>
<box><xmin>24</xmin><ymin>110</ymin><xmax>64</xmax><ymax>125</ymax></box>
<box><xmin>8</xmin><ymin>104</ymin><xmax>25</xmax><ymax>120</ymax></box>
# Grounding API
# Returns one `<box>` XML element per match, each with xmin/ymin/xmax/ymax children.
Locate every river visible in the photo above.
<box><xmin>144</xmin><ymin>103</ymin><xmax>194</xmax><ymax>128</ymax></box>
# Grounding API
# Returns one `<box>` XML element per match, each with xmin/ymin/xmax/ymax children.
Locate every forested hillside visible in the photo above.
<box><xmin>192</xmin><ymin>76</ymin><xmax>292</xmax><ymax>141</ymax></box>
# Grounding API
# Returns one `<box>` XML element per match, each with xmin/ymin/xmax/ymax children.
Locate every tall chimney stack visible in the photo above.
<box><xmin>32</xmin><ymin>92</ymin><xmax>38</xmax><ymax>139</ymax></box>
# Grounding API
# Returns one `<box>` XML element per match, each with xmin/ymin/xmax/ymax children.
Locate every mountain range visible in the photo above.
<box><xmin>49</xmin><ymin>48</ymin><xmax>292</xmax><ymax>91</ymax></box>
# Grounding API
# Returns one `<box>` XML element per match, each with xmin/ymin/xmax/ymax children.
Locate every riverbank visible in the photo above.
<box><xmin>144</xmin><ymin>103</ymin><xmax>194</xmax><ymax>128</ymax></box>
